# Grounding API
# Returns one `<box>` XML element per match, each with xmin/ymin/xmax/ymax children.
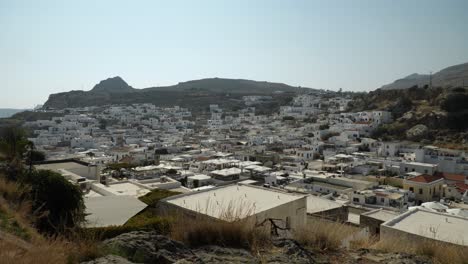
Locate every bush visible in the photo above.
<box><xmin>319</xmin><ymin>124</ymin><xmax>330</xmax><ymax>130</ymax></box>
<box><xmin>446</xmin><ymin>110</ymin><xmax>468</xmax><ymax>130</ymax></box>
<box><xmin>138</xmin><ymin>189</ymin><xmax>180</xmax><ymax>206</ymax></box>
<box><xmin>441</xmin><ymin>93</ymin><xmax>468</xmax><ymax>112</ymax></box>
<box><xmin>26</xmin><ymin>150</ymin><xmax>46</xmax><ymax>163</ymax></box>
<box><xmin>82</xmin><ymin>217</ymin><xmax>172</xmax><ymax>241</ymax></box>
<box><xmin>23</xmin><ymin>169</ymin><xmax>85</xmax><ymax>234</ymax></box>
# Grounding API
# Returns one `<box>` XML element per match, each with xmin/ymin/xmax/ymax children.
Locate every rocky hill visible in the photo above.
<box><xmin>348</xmin><ymin>86</ymin><xmax>468</xmax><ymax>149</ymax></box>
<box><xmin>91</xmin><ymin>77</ymin><xmax>135</xmax><ymax>93</ymax></box>
<box><xmin>43</xmin><ymin>77</ymin><xmax>311</xmax><ymax>109</ymax></box>
<box><xmin>82</xmin><ymin>231</ymin><xmax>432</xmax><ymax>264</ymax></box>
<box><xmin>0</xmin><ymin>109</ymin><xmax>28</xmax><ymax>118</ymax></box>
<box><xmin>379</xmin><ymin>62</ymin><xmax>468</xmax><ymax>90</ymax></box>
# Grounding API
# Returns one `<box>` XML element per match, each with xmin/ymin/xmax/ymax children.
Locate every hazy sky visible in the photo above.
<box><xmin>1</xmin><ymin>0</ymin><xmax>468</xmax><ymax>108</ymax></box>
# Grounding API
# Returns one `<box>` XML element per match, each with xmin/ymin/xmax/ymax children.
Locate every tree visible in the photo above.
<box><xmin>26</xmin><ymin>150</ymin><xmax>46</xmax><ymax>163</ymax></box>
<box><xmin>98</xmin><ymin>119</ymin><xmax>108</xmax><ymax>130</ymax></box>
<box><xmin>166</xmin><ymin>169</ymin><xmax>177</xmax><ymax>175</ymax></box>
<box><xmin>0</xmin><ymin>127</ymin><xmax>30</xmax><ymax>180</ymax></box>
<box><xmin>24</xmin><ymin>170</ymin><xmax>85</xmax><ymax>234</ymax></box>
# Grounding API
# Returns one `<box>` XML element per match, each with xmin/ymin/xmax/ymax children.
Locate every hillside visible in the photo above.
<box><xmin>0</xmin><ymin>109</ymin><xmax>28</xmax><ymax>118</ymax></box>
<box><xmin>43</xmin><ymin>77</ymin><xmax>311</xmax><ymax>109</ymax></box>
<box><xmin>379</xmin><ymin>62</ymin><xmax>468</xmax><ymax>90</ymax></box>
<box><xmin>348</xmin><ymin>86</ymin><xmax>468</xmax><ymax>149</ymax></box>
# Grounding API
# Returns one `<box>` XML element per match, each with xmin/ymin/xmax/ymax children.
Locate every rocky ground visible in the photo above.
<box><xmin>81</xmin><ymin>231</ymin><xmax>432</xmax><ymax>264</ymax></box>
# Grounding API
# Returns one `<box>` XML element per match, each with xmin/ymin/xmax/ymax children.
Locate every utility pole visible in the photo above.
<box><xmin>429</xmin><ymin>71</ymin><xmax>432</xmax><ymax>89</ymax></box>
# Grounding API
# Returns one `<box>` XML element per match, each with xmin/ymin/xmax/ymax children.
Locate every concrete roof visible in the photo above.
<box><xmin>188</xmin><ymin>174</ymin><xmax>211</xmax><ymax>181</ymax></box>
<box><xmin>362</xmin><ymin>209</ymin><xmax>399</xmax><ymax>222</ymax></box>
<box><xmin>211</xmin><ymin>167</ymin><xmax>242</xmax><ymax>177</ymax></box>
<box><xmin>306</xmin><ymin>196</ymin><xmax>343</xmax><ymax>214</ymax></box>
<box><xmin>383</xmin><ymin>208</ymin><xmax>468</xmax><ymax>246</ymax></box>
<box><xmin>402</xmin><ymin>161</ymin><xmax>438</xmax><ymax>168</ymax></box>
<box><xmin>35</xmin><ymin>161</ymin><xmax>90</xmax><ymax>178</ymax></box>
<box><xmin>164</xmin><ymin>184</ymin><xmax>305</xmax><ymax>220</ymax></box>
<box><xmin>84</xmin><ymin>195</ymin><xmax>147</xmax><ymax>227</ymax></box>
<box><xmin>98</xmin><ymin>182</ymin><xmax>150</xmax><ymax>197</ymax></box>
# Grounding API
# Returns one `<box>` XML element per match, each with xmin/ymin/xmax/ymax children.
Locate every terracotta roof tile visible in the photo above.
<box><xmin>407</xmin><ymin>174</ymin><xmax>443</xmax><ymax>183</ymax></box>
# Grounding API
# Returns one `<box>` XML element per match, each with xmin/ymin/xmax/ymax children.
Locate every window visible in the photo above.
<box><xmin>285</xmin><ymin>217</ymin><xmax>291</xmax><ymax>229</ymax></box>
<box><xmin>419</xmin><ymin>189</ymin><xmax>423</xmax><ymax>195</ymax></box>
<box><xmin>409</xmin><ymin>187</ymin><xmax>414</xmax><ymax>192</ymax></box>
<box><xmin>353</xmin><ymin>198</ymin><xmax>360</xmax><ymax>203</ymax></box>
<box><xmin>381</xmin><ymin>198</ymin><xmax>385</xmax><ymax>203</ymax></box>
<box><xmin>424</xmin><ymin>170</ymin><xmax>428</xmax><ymax>174</ymax></box>
<box><xmin>405</xmin><ymin>167</ymin><xmax>408</xmax><ymax>172</ymax></box>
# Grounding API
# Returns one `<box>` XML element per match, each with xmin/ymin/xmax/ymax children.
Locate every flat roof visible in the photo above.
<box><xmin>164</xmin><ymin>184</ymin><xmax>305</xmax><ymax>220</ymax></box>
<box><xmin>362</xmin><ymin>209</ymin><xmax>399</xmax><ymax>222</ymax></box>
<box><xmin>84</xmin><ymin>190</ymin><xmax>103</xmax><ymax>198</ymax></box>
<box><xmin>84</xmin><ymin>195</ymin><xmax>147</xmax><ymax>227</ymax></box>
<box><xmin>402</xmin><ymin>161</ymin><xmax>437</xmax><ymax>168</ymax></box>
<box><xmin>307</xmin><ymin>196</ymin><xmax>343</xmax><ymax>214</ymax></box>
<box><xmin>383</xmin><ymin>209</ymin><xmax>468</xmax><ymax>246</ymax></box>
<box><xmin>35</xmin><ymin>161</ymin><xmax>90</xmax><ymax>178</ymax></box>
<box><xmin>238</xmin><ymin>179</ymin><xmax>258</xmax><ymax>185</ymax></box>
<box><xmin>103</xmin><ymin>182</ymin><xmax>150</xmax><ymax>197</ymax></box>
<box><xmin>211</xmin><ymin>167</ymin><xmax>242</xmax><ymax>177</ymax></box>
<box><xmin>188</xmin><ymin>174</ymin><xmax>211</xmax><ymax>181</ymax></box>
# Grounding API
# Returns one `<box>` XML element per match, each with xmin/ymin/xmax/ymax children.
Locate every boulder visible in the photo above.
<box><xmin>103</xmin><ymin>231</ymin><xmax>202</xmax><ymax>264</ymax></box>
<box><xmin>80</xmin><ymin>255</ymin><xmax>138</xmax><ymax>264</ymax></box>
<box><xmin>194</xmin><ymin>246</ymin><xmax>257</xmax><ymax>264</ymax></box>
<box><xmin>406</xmin><ymin>124</ymin><xmax>429</xmax><ymax>140</ymax></box>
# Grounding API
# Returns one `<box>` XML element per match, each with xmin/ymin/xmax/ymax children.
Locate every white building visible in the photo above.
<box><xmin>159</xmin><ymin>184</ymin><xmax>307</xmax><ymax>230</ymax></box>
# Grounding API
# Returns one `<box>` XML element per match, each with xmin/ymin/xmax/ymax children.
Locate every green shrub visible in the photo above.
<box><xmin>82</xmin><ymin>217</ymin><xmax>172</xmax><ymax>240</ymax></box>
<box><xmin>23</xmin><ymin>169</ymin><xmax>85</xmax><ymax>234</ymax></box>
<box><xmin>138</xmin><ymin>189</ymin><xmax>180</xmax><ymax>206</ymax></box>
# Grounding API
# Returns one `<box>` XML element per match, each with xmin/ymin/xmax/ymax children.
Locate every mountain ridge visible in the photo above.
<box><xmin>43</xmin><ymin>77</ymin><xmax>313</xmax><ymax>109</ymax></box>
<box><xmin>379</xmin><ymin>62</ymin><xmax>468</xmax><ymax>90</ymax></box>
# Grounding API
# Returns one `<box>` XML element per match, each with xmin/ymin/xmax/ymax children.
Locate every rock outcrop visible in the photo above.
<box><xmin>81</xmin><ymin>255</ymin><xmax>139</xmax><ymax>264</ymax></box>
<box><xmin>103</xmin><ymin>231</ymin><xmax>202</xmax><ymax>264</ymax></box>
<box><xmin>82</xmin><ymin>231</ymin><xmax>433</xmax><ymax>264</ymax></box>
<box><xmin>406</xmin><ymin>124</ymin><xmax>429</xmax><ymax>140</ymax></box>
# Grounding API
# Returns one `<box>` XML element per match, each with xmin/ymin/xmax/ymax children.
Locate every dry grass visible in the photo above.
<box><xmin>0</xmin><ymin>235</ymin><xmax>104</xmax><ymax>264</ymax></box>
<box><xmin>171</xmin><ymin>215</ymin><xmax>271</xmax><ymax>251</ymax></box>
<box><xmin>169</xmin><ymin>200</ymin><xmax>271</xmax><ymax>252</ymax></box>
<box><xmin>0</xmin><ymin>176</ymin><xmax>104</xmax><ymax>263</ymax></box>
<box><xmin>0</xmin><ymin>239</ymin><xmax>70</xmax><ymax>264</ymax></box>
<box><xmin>294</xmin><ymin>219</ymin><xmax>360</xmax><ymax>251</ymax></box>
<box><xmin>0</xmin><ymin>177</ymin><xmax>30</xmax><ymax>209</ymax></box>
<box><xmin>373</xmin><ymin>237</ymin><xmax>468</xmax><ymax>264</ymax></box>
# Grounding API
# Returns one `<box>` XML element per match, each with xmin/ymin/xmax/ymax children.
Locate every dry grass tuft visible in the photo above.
<box><xmin>0</xmin><ymin>177</ymin><xmax>30</xmax><ymax>208</ymax></box>
<box><xmin>0</xmin><ymin>237</ymin><xmax>71</xmax><ymax>264</ymax></box>
<box><xmin>294</xmin><ymin>220</ymin><xmax>359</xmax><ymax>251</ymax></box>
<box><xmin>373</xmin><ymin>237</ymin><xmax>468</xmax><ymax>264</ymax></box>
<box><xmin>171</xmin><ymin>215</ymin><xmax>270</xmax><ymax>251</ymax></box>
<box><xmin>169</xmin><ymin>200</ymin><xmax>271</xmax><ymax>251</ymax></box>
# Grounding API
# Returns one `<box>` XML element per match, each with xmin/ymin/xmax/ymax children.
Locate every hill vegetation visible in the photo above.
<box><xmin>379</xmin><ymin>62</ymin><xmax>468</xmax><ymax>90</ymax></box>
<box><xmin>43</xmin><ymin>77</ymin><xmax>310</xmax><ymax>110</ymax></box>
<box><xmin>348</xmin><ymin>86</ymin><xmax>468</xmax><ymax>149</ymax></box>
